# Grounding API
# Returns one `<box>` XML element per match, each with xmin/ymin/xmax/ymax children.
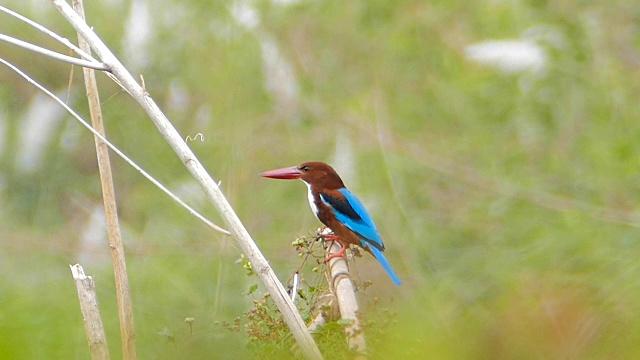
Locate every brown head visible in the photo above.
<box><xmin>260</xmin><ymin>161</ymin><xmax>345</xmax><ymax>190</ymax></box>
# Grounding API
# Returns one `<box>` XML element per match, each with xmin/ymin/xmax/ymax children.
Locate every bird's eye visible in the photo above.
<box><xmin>300</xmin><ymin>165</ymin><xmax>310</xmax><ymax>172</ymax></box>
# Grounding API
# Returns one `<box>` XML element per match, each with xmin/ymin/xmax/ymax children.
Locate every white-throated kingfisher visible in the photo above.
<box><xmin>261</xmin><ymin>161</ymin><xmax>402</xmax><ymax>286</ymax></box>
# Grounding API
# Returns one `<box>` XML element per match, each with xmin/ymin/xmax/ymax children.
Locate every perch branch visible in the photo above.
<box><xmin>325</xmin><ymin>234</ymin><xmax>366</xmax><ymax>357</ymax></box>
<box><xmin>70</xmin><ymin>264</ymin><xmax>110</xmax><ymax>360</ymax></box>
<box><xmin>49</xmin><ymin>1</ymin><xmax>322</xmax><ymax>359</ymax></box>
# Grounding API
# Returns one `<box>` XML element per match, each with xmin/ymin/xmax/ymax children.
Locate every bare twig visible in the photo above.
<box><xmin>0</xmin><ymin>57</ymin><xmax>229</xmax><ymax>235</ymax></box>
<box><xmin>49</xmin><ymin>1</ymin><xmax>322</xmax><ymax>358</ymax></box>
<box><xmin>0</xmin><ymin>33</ymin><xmax>108</xmax><ymax>70</ymax></box>
<box><xmin>72</xmin><ymin>1</ymin><xmax>135</xmax><ymax>358</ymax></box>
<box><xmin>69</xmin><ymin>264</ymin><xmax>110</xmax><ymax>360</ymax></box>
<box><xmin>0</xmin><ymin>5</ymin><xmax>125</xmax><ymax>89</ymax></box>
<box><xmin>0</xmin><ymin>5</ymin><xmax>98</xmax><ymax>63</ymax></box>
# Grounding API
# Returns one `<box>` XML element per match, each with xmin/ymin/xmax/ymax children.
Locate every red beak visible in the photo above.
<box><xmin>260</xmin><ymin>166</ymin><xmax>302</xmax><ymax>180</ymax></box>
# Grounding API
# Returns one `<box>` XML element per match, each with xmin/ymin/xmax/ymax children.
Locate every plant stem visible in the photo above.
<box><xmin>72</xmin><ymin>1</ymin><xmax>136</xmax><ymax>359</ymax></box>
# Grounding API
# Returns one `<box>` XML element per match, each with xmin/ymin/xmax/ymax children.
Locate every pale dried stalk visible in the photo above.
<box><xmin>70</xmin><ymin>264</ymin><xmax>110</xmax><ymax>360</ymax></box>
<box><xmin>72</xmin><ymin>1</ymin><xmax>136</xmax><ymax>359</ymax></box>
<box><xmin>0</xmin><ymin>32</ymin><xmax>107</xmax><ymax>70</ymax></box>
<box><xmin>326</xmin><ymin>241</ymin><xmax>367</xmax><ymax>358</ymax></box>
<box><xmin>0</xmin><ymin>5</ymin><xmax>99</xmax><ymax>63</ymax></box>
<box><xmin>49</xmin><ymin>1</ymin><xmax>322</xmax><ymax>359</ymax></box>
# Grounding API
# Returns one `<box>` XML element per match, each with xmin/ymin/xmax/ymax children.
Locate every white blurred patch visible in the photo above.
<box><xmin>466</xmin><ymin>26</ymin><xmax>567</xmax><ymax>149</ymax></box>
<box><xmin>465</xmin><ymin>40</ymin><xmax>546</xmax><ymax>73</ymax></box>
<box><xmin>194</xmin><ymin>105</ymin><xmax>212</xmax><ymax>129</ymax></box>
<box><xmin>272</xmin><ymin>0</ymin><xmax>301</xmax><ymax>4</ymax></box>
<box><xmin>77</xmin><ymin>204</ymin><xmax>108</xmax><ymax>264</ymax></box>
<box><xmin>167</xmin><ymin>80</ymin><xmax>190</xmax><ymax>113</ymax></box>
<box><xmin>76</xmin><ymin>203</ymin><xmax>134</xmax><ymax>264</ymax></box>
<box><xmin>230</xmin><ymin>1</ymin><xmax>260</xmax><ymax>30</ymax></box>
<box><xmin>230</xmin><ymin>1</ymin><xmax>300</xmax><ymax>119</ymax></box>
<box><xmin>465</xmin><ymin>25</ymin><xmax>564</xmax><ymax>75</ymax></box>
<box><xmin>16</xmin><ymin>93</ymin><xmax>65</xmax><ymax>173</ymax></box>
<box><xmin>123</xmin><ymin>0</ymin><xmax>153</xmax><ymax>72</ymax></box>
<box><xmin>259</xmin><ymin>34</ymin><xmax>300</xmax><ymax>117</ymax></box>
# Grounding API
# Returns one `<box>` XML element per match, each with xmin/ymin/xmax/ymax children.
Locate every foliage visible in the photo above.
<box><xmin>227</xmin><ymin>231</ymin><xmax>400</xmax><ymax>358</ymax></box>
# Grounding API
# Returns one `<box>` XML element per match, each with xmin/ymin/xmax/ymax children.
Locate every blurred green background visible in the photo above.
<box><xmin>1</xmin><ymin>0</ymin><xmax>640</xmax><ymax>358</ymax></box>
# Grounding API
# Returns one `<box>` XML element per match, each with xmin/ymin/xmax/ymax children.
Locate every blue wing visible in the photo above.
<box><xmin>320</xmin><ymin>188</ymin><xmax>384</xmax><ymax>250</ymax></box>
<box><xmin>321</xmin><ymin>188</ymin><xmax>402</xmax><ymax>286</ymax></box>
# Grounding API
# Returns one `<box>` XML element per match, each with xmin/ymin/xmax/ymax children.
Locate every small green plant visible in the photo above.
<box><xmin>223</xmin><ymin>229</ymin><xmax>398</xmax><ymax>358</ymax></box>
<box><xmin>244</xmin><ymin>293</ymin><xmax>296</xmax><ymax>357</ymax></box>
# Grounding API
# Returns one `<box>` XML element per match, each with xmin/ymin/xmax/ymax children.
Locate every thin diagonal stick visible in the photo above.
<box><xmin>0</xmin><ymin>33</ymin><xmax>108</xmax><ymax>70</ymax></box>
<box><xmin>0</xmin><ymin>5</ymin><xmax>98</xmax><ymax>62</ymax></box>
<box><xmin>0</xmin><ymin>57</ymin><xmax>230</xmax><ymax>236</ymax></box>
<box><xmin>0</xmin><ymin>5</ymin><xmax>124</xmax><ymax>89</ymax></box>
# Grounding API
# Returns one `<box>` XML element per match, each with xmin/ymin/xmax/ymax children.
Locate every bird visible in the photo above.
<box><xmin>261</xmin><ymin>161</ymin><xmax>402</xmax><ymax>286</ymax></box>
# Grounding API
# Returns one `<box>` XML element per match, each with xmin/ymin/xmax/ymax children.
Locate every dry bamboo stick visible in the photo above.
<box><xmin>72</xmin><ymin>1</ymin><xmax>136</xmax><ymax>358</ymax></box>
<box><xmin>69</xmin><ymin>264</ymin><xmax>110</xmax><ymax>360</ymax></box>
<box><xmin>326</xmin><ymin>241</ymin><xmax>367</xmax><ymax>358</ymax></box>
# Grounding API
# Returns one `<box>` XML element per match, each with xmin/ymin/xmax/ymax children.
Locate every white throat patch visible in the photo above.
<box><xmin>304</xmin><ymin>181</ymin><xmax>320</xmax><ymax>220</ymax></box>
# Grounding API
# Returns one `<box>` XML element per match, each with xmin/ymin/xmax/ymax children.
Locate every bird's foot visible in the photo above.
<box><xmin>322</xmin><ymin>233</ymin><xmax>340</xmax><ymax>242</ymax></box>
<box><xmin>324</xmin><ymin>245</ymin><xmax>348</xmax><ymax>263</ymax></box>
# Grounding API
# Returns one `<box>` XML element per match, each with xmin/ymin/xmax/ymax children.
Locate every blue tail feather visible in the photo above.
<box><xmin>368</xmin><ymin>245</ymin><xmax>402</xmax><ymax>286</ymax></box>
